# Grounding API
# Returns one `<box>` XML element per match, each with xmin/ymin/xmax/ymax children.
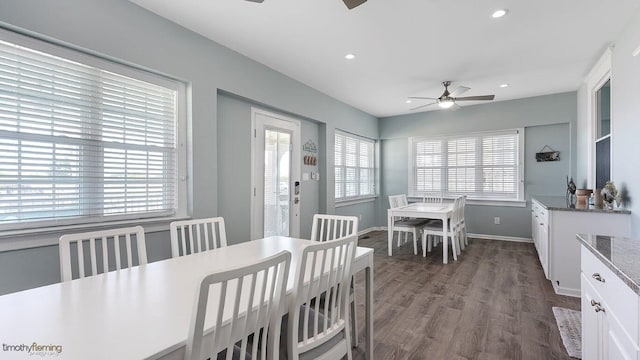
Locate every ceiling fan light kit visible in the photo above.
<box><xmin>409</xmin><ymin>81</ymin><xmax>496</xmax><ymax>111</ymax></box>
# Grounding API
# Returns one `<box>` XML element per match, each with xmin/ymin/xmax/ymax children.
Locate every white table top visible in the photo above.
<box><xmin>0</xmin><ymin>236</ymin><xmax>373</xmax><ymax>360</ymax></box>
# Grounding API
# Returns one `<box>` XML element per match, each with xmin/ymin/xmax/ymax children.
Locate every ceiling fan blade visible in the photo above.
<box><xmin>410</xmin><ymin>102</ymin><xmax>437</xmax><ymax>111</ymax></box>
<box><xmin>449</xmin><ymin>86</ymin><xmax>470</xmax><ymax>97</ymax></box>
<box><xmin>408</xmin><ymin>96</ymin><xmax>438</xmax><ymax>100</ymax></box>
<box><xmin>454</xmin><ymin>95</ymin><xmax>495</xmax><ymax>101</ymax></box>
<box><xmin>343</xmin><ymin>0</ymin><xmax>367</xmax><ymax>9</ymax></box>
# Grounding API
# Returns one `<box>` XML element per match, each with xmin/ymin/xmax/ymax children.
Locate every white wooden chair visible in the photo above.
<box><xmin>170</xmin><ymin>217</ymin><xmax>227</xmax><ymax>258</ymax></box>
<box><xmin>283</xmin><ymin>235</ymin><xmax>358</xmax><ymax>360</ymax></box>
<box><xmin>422</xmin><ymin>192</ymin><xmax>443</xmax><ymax>204</ymax></box>
<box><xmin>310</xmin><ymin>214</ymin><xmax>358</xmax><ymax>243</ymax></box>
<box><xmin>459</xmin><ymin>196</ymin><xmax>468</xmax><ymax>248</ymax></box>
<box><xmin>59</xmin><ymin>226</ymin><xmax>147</xmax><ymax>282</ymax></box>
<box><xmin>421</xmin><ymin>196</ymin><xmax>463</xmax><ymax>260</ymax></box>
<box><xmin>388</xmin><ymin>194</ymin><xmax>428</xmax><ymax>255</ymax></box>
<box><xmin>309</xmin><ymin>214</ymin><xmax>359</xmax><ymax>348</ymax></box>
<box><xmin>185</xmin><ymin>251</ymin><xmax>291</xmax><ymax>360</ymax></box>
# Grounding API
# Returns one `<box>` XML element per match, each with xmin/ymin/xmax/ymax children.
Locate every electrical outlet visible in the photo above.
<box><xmin>494</xmin><ymin>217</ymin><xmax>501</xmax><ymax>225</ymax></box>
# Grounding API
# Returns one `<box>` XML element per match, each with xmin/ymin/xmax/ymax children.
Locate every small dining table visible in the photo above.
<box><xmin>0</xmin><ymin>236</ymin><xmax>374</xmax><ymax>360</ymax></box>
<box><xmin>387</xmin><ymin>202</ymin><xmax>455</xmax><ymax>264</ymax></box>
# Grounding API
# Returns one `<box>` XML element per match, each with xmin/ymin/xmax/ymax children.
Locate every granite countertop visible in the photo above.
<box><xmin>533</xmin><ymin>195</ymin><xmax>632</xmax><ymax>214</ymax></box>
<box><xmin>577</xmin><ymin>233</ymin><xmax>640</xmax><ymax>294</ymax></box>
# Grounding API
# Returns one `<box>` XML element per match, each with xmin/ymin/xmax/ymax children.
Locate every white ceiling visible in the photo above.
<box><xmin>129</xmin><ymin>0</ymin><xmax>640</xmax><ymax>118</ymax></box>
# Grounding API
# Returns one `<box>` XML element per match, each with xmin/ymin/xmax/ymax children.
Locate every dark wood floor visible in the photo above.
<box><xmin>350</xmin><ymin>231</ymin><xmax>580</xmax><ymax>360</ymax></box>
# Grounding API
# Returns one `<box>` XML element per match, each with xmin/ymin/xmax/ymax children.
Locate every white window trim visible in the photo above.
<box><xmin>334</xmin><ymin>129</ymin><xmax>377</xmax><ymax>203</ymax></box>
<box><xmin>586</xmin><ymin>47</ymin><xmax>613</xmax><ymax>189</ymax></box>
<box><xmin>0</xmin><ymin>27</ymin><xmax>189</xmax><ymax>239</ymax></box>
<box><xmin>408</xmin><ymin>128</ymin><xmax>525</xmax><ymax>202</ymax></box>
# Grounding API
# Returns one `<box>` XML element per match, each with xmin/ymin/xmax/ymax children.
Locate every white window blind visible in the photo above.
<box><xmin>335</xmin><ymin>131</ymin><xmax>375</xmax><ymax>201</ymax></box>
<box><xmin>410</xmin><ymin>129</ymin><xmax>522</xmax><ymax>200</ymax></box>
<box><xmin>0</xmin><ymin>32</ymin><xmax>184</xmax><ymax>229</ymax></box>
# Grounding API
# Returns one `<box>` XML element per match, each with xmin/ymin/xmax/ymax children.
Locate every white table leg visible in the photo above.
<box><xmin>442</xmin><ymin>214</ymin><xmax>448</xmax><ymax>264</ymax></box>
<box><xmin>365</xmin><ymin>258</ymin><xmax>374</xmax><ymax>360</ymax></box>
<box><xmin>387</xmin><ymin>210</ymin><xmax>393</xmax><ymax>256</ymax></box>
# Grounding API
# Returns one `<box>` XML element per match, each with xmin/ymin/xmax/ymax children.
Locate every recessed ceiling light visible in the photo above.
<box><xmin>492</xmin><ymin>9</ymin><xmax>508</xmax><ymax>18</ymax></box>
<box><xmin>405</xmin><ymin>100</ymin><xmax>412</xmax><ymax>104</ymax></box>
<box><xmin>500</xmin><ymin>84</ymin><xmax>509</xmax><ymax>88</ymax></box>
<box><xmin>345</xmin><ymin>53</ymin><xmax>356</xmax><ymax>60</ymax></box>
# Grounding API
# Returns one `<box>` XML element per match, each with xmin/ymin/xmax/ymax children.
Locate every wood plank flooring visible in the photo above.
<box><xmin>350</xmin><ymin>231</ymin><xmax>580</xmax><ymax>360</ymax></box>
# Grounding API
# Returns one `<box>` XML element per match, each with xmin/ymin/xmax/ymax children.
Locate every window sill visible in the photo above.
<box><xmin>335</xmin><ymin>197</ymin><xmax>377</xmax><ymax>208</ymax></box>
<box><xmin>408</xmin><ymin>196</ymin><xmax>526</xmax><ymax>208</ymax></box>
<box><xmin>0</xmin><ymin>216</ymin><xmax>190</xmax><ymax>252</ymax></box>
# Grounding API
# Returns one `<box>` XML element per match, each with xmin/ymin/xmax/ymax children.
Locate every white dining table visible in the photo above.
<box><xmin>0</xmin><ymin>236</ymin><xmax>374</xmax><ymax>360</ymax></box>
<box><xmin>387</xmin><ymin>202</ymin><xmax>455</xmax><ymax>264</ymax></box>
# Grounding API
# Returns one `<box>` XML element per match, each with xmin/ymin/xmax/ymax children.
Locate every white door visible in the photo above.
<box><xmin>251</xmin><ymin>108</ymin><xmax>301</xmax><ymax>239</ymax></box>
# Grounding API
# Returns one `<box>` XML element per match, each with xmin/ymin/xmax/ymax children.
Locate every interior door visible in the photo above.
<box><xmin>251</xmin><ymin>109</ymin><xmax>301</xmax><ymax>239</ymax></box>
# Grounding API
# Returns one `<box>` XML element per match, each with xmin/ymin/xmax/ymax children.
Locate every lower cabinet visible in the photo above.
<box><xmin>581</xmin><ymin>246</ymin><xmax>640</xmax><ymax>360</ymax></box>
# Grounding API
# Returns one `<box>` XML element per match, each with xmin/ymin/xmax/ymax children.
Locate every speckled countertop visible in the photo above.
<box><xmin>577</xmin><ymin>233</ymin><xmax>640</xmax><ymax>294</ymax></box>
<box><xmin>533</xmin><ymin>196</ymin><xmax>632</xmax><ymax>214</ymax></box>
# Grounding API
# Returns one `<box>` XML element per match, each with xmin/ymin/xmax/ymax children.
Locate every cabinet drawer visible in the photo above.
<box><xmin>582</xmin><ymin>246</ymin><xmax>639</xmax><ymax>342</ymax></box>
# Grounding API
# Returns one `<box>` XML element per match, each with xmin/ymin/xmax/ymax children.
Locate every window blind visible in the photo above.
<box><xmin>0</xmin><ymin>37</ymin><xmax>179</xmax><ymax>227</ymax></box>
<box><xmin>335</xmin><ymin>131</ymin><xmax>375</xmax><ymax>201</ymax></box>
<box><xmin>410</xmin><ymin>129</ymin><xmax>521</xmax><ymax>200</ymax></box>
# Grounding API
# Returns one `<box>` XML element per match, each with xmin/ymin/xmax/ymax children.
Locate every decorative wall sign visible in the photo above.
<box><xmin>303</xmin><ymin>140</ymin><xmax>317</xmax><ymax>153</ymax></box>
<box><xmin>536</xmin><ymin>145</ymin><xmax>560</xmax><ymax>162</ymax></box>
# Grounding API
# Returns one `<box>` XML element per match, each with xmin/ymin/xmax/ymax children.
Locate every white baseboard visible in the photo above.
<box><xmin>468</xmin><ymin>233</ymin><xmax>533</xmax><ymax>243</ymax></box>
<box><xmin>357</xmin><ymin>227</ymin><xmax>385</xmax><ymax>236</ymax></box>
<box><xmin>374</xmin><ymin>228</ymin><xmax>532</xmax><ymax>243</ymax></box>
<box><xmin>553</xmin><ymin>283</ymin><xmax>581</xmax><ymax>298</ymax></box>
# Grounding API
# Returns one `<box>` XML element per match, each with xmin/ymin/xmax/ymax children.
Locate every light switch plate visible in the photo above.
<box><xmin>302</xmin><ymin>172</ymin><xmax>310</xmax><ymax>181</ymax></box>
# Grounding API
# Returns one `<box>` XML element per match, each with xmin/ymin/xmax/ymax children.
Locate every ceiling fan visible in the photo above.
<box><xmin>245</xmin><ymin>0</ymin><xmax>367</xmax><ymax>10</ymax></box>
<box><xmin>409</xmin><ymin>81</ymin><xmax>495</xmax><ymax>111</ymax></box>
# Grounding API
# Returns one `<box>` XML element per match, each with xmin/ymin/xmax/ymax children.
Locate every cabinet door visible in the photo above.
<box><xmin>539</xmin><ymin>221</ymin><xmax>549</xmax><ymax>278</ymax></box>
<box><xmin>582</xmin><ymin>273</ymin><xmax>601</xmax><ymax>360</ymax></box>
<box><xmin>606</xmin><ymin>311</ymin><xmax>639</xmax><ymax>360</ymax></box>
<box><xmin>531</xmin><ymin>211</ymin><xmax>538</xmax><ymax>249</ymax></box>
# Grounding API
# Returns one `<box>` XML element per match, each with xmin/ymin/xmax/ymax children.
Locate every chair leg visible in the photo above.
<box><xmin>397</xmin><ymin>231</ymin><xmax>401</xmax><ymax>247</ymax></box>
<box><xmin>450</xmin><ymin>234</ymin><xmax>458</xmax><ymax>261</ymax></box>
<box><xmin>350</xmin><ymin>277</ymin><xmax>358</xmax><ymax>348</ymax></box>
<box><xmin>412</xmin><ymin>229</ymin><xmax>418</xmax><ymax>255</ymax></box>
<box><xmin>422</xmin><ymin>232</ymin><xmax>427</xmax><ymax>257</ymax></box>
<box><xmin>427</xmin><ymin>234</ymin><xmax>432</xmax><ymax>253</ymax></box>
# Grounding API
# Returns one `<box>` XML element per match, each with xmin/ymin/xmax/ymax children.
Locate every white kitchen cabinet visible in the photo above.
<box><xmin>531</xmin><ymin>200</ymin><xmax>549</xmax><ymax>278</ymax></box>
<box><xmin>532</xmin><ymin>197</ymin><xmax>630</xmax><ymax>297</ymax></box>
<box><xmin>580</xmin><ymin>242</ymin><xmax>640</xmax><ymax>360</ymax></box>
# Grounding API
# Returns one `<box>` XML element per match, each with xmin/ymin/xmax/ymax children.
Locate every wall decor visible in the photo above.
<box><xmin>536</xmin><ymin>145</ymin><xmax>560</xmax><ymax>162</ymax></box>
<box><xmin>303</xmin><ymin>140</ymin><xmax>317</xmax><ymax>153</ymax></box>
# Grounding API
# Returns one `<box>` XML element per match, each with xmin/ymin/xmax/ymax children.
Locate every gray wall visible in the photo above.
<box><xmin>378</xmin><ymin>92</ymin><xmax>577</xmax><ymax>238</ymax></box>
<box><xmin>0</xmin><ymin>0</ymin><xmax>378</xmax><ymax>295</ymax></box>
<box><xmin>216</xmin><ymin>93</ymin><xmax>322</xmax><ymax>242</ymax></box>
<box><xmin>575</xmin><ymin>10</ymin><xmax>640</xmax><ymax>236</ymax></box>
<box><xmin>610</xmin><ymin>11</ymin><xmax>640</xmax><ymax>236</ymax></box>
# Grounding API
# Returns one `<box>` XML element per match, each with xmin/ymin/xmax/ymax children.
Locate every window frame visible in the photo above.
<box><xmin>334</xmin><ymin>130</ymin><xmax>377</xmax><ymax>203</ymax></box>
<box><xmin>408</xmin><ymin>128</ymin><xmax>524</xmax><ymax>203</ymax></box>
<box><xmin>0</xmin><ymin>28</ymin><xmax>188</xmax><ymax>233</ymax></box>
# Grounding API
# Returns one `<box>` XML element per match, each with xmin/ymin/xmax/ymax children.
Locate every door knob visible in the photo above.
<box><xmin>590</xmin><ymin>299</ymin><xmax>601</xmax><ymax>307</ymax></box>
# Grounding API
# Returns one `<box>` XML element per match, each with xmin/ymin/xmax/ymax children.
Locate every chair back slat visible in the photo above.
<box><xmin>185</xmin><ymin>251</ymin><xmax>291</xmax><ymax>360</ymax></box>
<box><xmin>170</xmin><ymin>217</ymin><xmax>228</xmax><ymax>257</ymax></box>
<box><xmin>59</xmin><ymin>226</ymin><xmax>147</xmax><ymax>282</ymax></box>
